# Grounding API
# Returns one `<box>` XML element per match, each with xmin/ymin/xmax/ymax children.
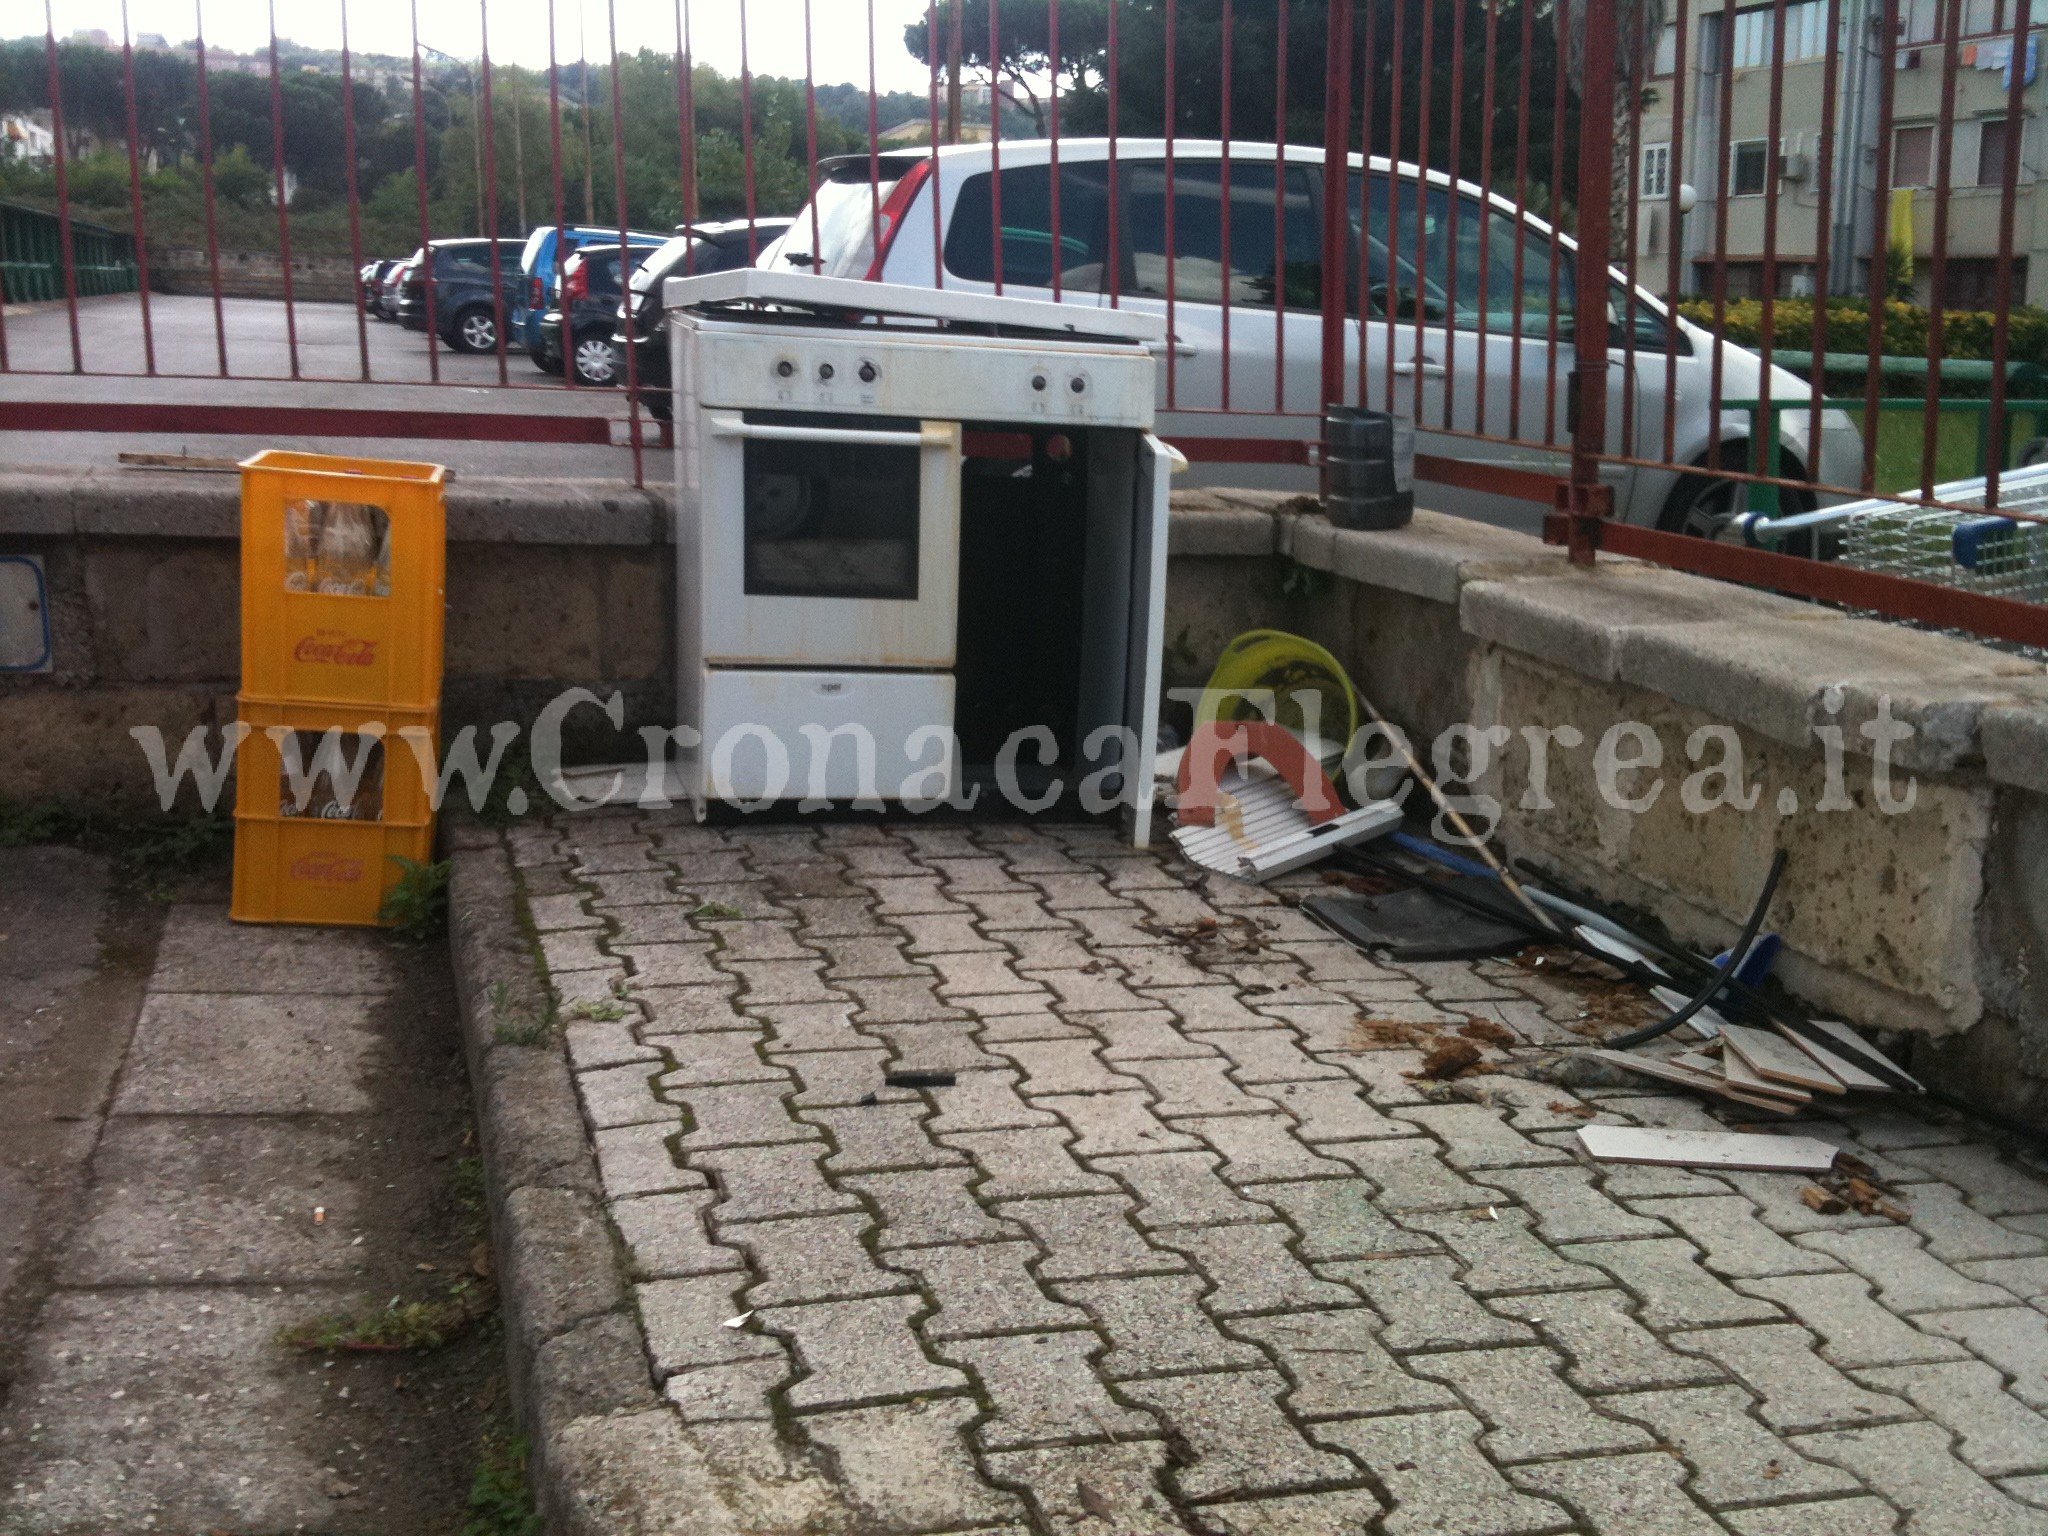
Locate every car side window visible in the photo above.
<box><xmin>944</xmin><ymin>163</ymin><xmax>1113</xmax><ymax>290</ymax></box>
<box><xmin>1350</xmin><ymin>173</ymin><xmax>1573</xmax><ymax>335</ymax></box>
<box><xmin>1121</xmin><ymin>161</ymin><xmax>1324</xmax><ymax>311</ymax></box>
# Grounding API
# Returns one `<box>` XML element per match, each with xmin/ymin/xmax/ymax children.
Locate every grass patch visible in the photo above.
<box><xmin>379</xmin><ymin>856</ymin><xmax>452</xmax><ymax>941</ymax></box>
<box><xmin>463</xmin><ymin>1432</ymin><xmax>542</xmax><ymax>1536</ymax></box>
<box><xmin>278</xmin><ymin>1281</ymin><xmax>489</xmax><ymax>1354</ymax></box>
<box><xmin>560</xmin><ymin>997</ymin><xmax>630</xmax><ymax>1022</ymax></box>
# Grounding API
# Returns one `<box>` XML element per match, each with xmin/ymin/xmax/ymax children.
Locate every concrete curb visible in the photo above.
<box><xmin>446</xmin><ymin>827</ymin><xmax>710</xmax><ymax>1535</ymax></box>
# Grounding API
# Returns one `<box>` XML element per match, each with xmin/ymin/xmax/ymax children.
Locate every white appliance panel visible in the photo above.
<box><xmin>697</xmin><ymin>667</ymin><xmax>957</xmax><ymax>806</ymax></box>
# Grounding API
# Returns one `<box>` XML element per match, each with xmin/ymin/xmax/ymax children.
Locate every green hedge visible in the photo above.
<box><xmin>1675</xmin><ymin>298</ymin><xmax>2048</xmax><ymax>372</ymax></box>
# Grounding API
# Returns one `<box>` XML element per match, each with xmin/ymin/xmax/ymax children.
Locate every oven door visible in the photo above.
<box><xmin>699</xmin><ymin>412</ymin><xmax>961</xmax><ymax>668</ymax></box>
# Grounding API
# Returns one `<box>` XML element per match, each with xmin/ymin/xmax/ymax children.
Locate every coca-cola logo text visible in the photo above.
<box><xmin>294</xmin><ymin>634</ymin><xmax>379</xmax><ymax>666</ymax></box>
<box><xmin>290</xmin><ymin>854</ymin><xmax>364</xmax><ymax>883</ymax></box>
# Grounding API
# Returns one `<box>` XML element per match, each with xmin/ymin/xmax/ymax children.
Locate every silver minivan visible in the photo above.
<box><xmin>764</xmin><ymin>139</ymin><xmax>1862</xmax><ymax>534</ymax></box>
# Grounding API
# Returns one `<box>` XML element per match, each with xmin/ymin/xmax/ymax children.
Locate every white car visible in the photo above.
<box><xmin>762</xmin><ymin>139</ymin><xmax>1861</xmax><ymax>535</ymax></box>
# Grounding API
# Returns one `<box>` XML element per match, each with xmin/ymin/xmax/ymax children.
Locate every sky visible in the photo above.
<box><xmin>29</xmin><ymin>0</ymin><xmax>948</xmax><ymax>93</ymax></box>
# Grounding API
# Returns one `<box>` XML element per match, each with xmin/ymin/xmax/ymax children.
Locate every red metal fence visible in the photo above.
<box><xmin>7</xmin><ymin>0</ymin><xmax>2048</xmax><ymax>648</ymax></box>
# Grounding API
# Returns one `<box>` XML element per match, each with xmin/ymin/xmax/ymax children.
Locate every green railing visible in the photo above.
<box><xmin>0</xmin><ymin>199</ymin><xmax>140</xmax><ymax>305</ymax></box>
<box><xmin>1725</xmin><ymin>393</ymin><xmax>2048</xmax><ymax>513</ymax></box>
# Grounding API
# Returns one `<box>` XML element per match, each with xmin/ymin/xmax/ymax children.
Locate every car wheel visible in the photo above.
<box><xmin>572</xmin><ymin>334</ymin><xmax>620</xmax><ymax>387</ymax></box>
<box><xmin>1659</xmin><ymin>443</ymin><xmax>1830</xmax><ymax>557</ymax></box>
<box><xmin>452</xmin><ymin>308</ymin><xmax>498</xmax><ymax>354</ymax></box>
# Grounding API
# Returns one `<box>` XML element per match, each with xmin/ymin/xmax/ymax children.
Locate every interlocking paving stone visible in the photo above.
<box><xmin>1089</xmin><ymin>1009</ymin><xmax>1223</xmax><ymax>1062</ymax></box>
<box><xmin>1569</xmin><ymin>1238</ymin><xmax>1785</xmax><ymax>1329</ymax></box>
<box><xmin>1092</xmin><ymin>1151</ymin><xmax>1276</xmax><ymax>1228</ymax></box>
<box><xmin>1486</xmin><ymin>1165</ymin><xmax>1671</xmax><ymax>1243</ymax></box>
<box><xmin>1801</xmin><ymin>1226</ymin><xmax>2021</xmax><ymax>1313</ymax></box>
<box><xmin>619</xmin><ymin>942</ymin><xmax>733</xmax><ymax>989</ymax></box>
<box><xmin>1668</xmin><ymin>1323</ymin><xmax>1906</xmax><ymax>1432</ymax></box>
<box><xmin>993</xmin><ymin>1195</ymin><xmax>1186</xmax><ymax>1280</ymax></box>
<box><xmin>814</xmin><ymin>934</ymin><xmax>930</xmax><ymax>980</ymax></box>
<box><xmin>961</xmin><ymin>891</ymin><xmax>1068</xmax><ymax>928</ymax></box>
<box><xmin>871</xmin><ymin>1021</ymin><xmax>1007</xmax><ymax>1074</ymax></box>
<box><xmin>1229</xmin><ymin>1309</ymin><xmax>1456</xmax><ymax>1417</ymax></box>
<box><xmin>663</xmin><ymin>1357</ymin><xmax>791</xmax><ymax>1423</ymax></box>
<box><xmin>610</xmin><ymin>1190</ymin><xmax>744</xmax><ymax>1279</ymax></box>
<box><xmin>1794</xmin><ymin>1420</ymin><xmax>2048</xmax><ymax>1535</ymax></box>
<box><xmin>1156</xmin><ymin>1223</ymin><xmax>1358</xmax><ymax>1315</ymax></box>
<box><xmin>886</xmin><ymin>1241</ymin><xmax>1090</xmax><ymax>1339</ymax></box>
<box><xmin>785</xmin><ymin>896</ymin><xmax>888</xmax><ymax>936</ymax></box>
<box><xmin>846</xmin><ymin>1168</ymin><xmax>1022</xmax><ymax>1249</ymax></box>
<box><xmin>1123</xmin><ymin>1057</ymin><xmax>1279</xmax><ymax>1119</ymax></box>
<box><xmin>998</xmin><ymin>1039</ymin><xmax>1148</xmax><ymax>1096</ymax></box>
<box><xmin>751</xmin><ymin>1001</ymin><xmax>870</xmax><ymax>1054</ymax></box>
<box><xmin>1628</xmin><ymin>1195</ymin><xmax>1846</xmax><ymax>1279</ymax></box>
<box><xmin>1918</xmin><ymin>1309</ymin><xmax>2048</xmax><ymax>1409</ymax></box>
<box><xmin>941</xmin><ymin>1127</ymin><xmax>1117</xmax><ymax>1198</ymax></box>
<box><xmin>921</xmin><ymin>1070</ymin><xmax>1060</xmax><ymax>1134</ymax></box>
<box><xmin>1095</xmin><ymin>945</ymin><xmax>1224</xmax><ymax>989</ymax></box>
<box><xmin>638</xmin><ymin>1275</ymin><xmax>786</xmax><ymax>1379</ymax></box>
<box><xmin>1252</xmin><ymin>1179</ymin><xmax>1440</xmax><ymax>1261</ymax></box>
<box><xmin>1892</xmin><ymin>1147</ymin><xmax>2048</xmax><ymax>1217</ymax></box>
<box><xmin>1399</xmin><ymin>1207</ymin><xmax>1609</xmax><ymax>1295</ymax></box>
<box><xmin>758</xmin><ymin>1293</ymin><xmax>970</xmax><ymax>1410</ymax></box>
<box><xmin>1410</xmin><ymin>1346</ymin><xmax>1654</xmax><ymax>1460</ymax></box>
<box><xmin>1190</xmin><ymin>1028</ymin><xmax>1351</xmax><ymax>1084</ymax></box>
<box><xmin>806</xmin><ymin>1103</ymin><xmax>964</xmax><ymax>1173</ymax></box>
<box><xmin>672</xmin><ymin>1082</ymin><xmax>819</xmax><ymax>1151</ymax></box>
<box><xmin>1323</xmin><ymin>1138</ymin><xmax>1510</xmax><ymax>1213</ymax></box>
<box><xmin>635</xmin><ymin>981</ymin><xmax>751</xmax><ymax>1034</ymax></box>
<box><xmin>701</xmin><ymin>920</ymin><xmax>821</xmax><ymax>963</ymax></box>
<box><xmin>691</xmin><ymin>1143</ymin><xmax>862</xmax><ymax>1222</ymax></box>
<box><xmin>1172</xmin><ymin>1112</ymin><xmax>1352</xmax><ymax>1184</ymax></box>
<box><xmin>939</xmin><ymin>1332</ymin><xmax>1156</xmax><ymax>1450</ymax></box>
<box><xmin>2008</xmin><ymin>1473</ymin><xmax>2048</xmax><ymax>1508</ymax></box>
<box><xmin>724</xmin><ymin>1213</ymin><xmax>910</xmax><ymax>1306</ymax></box>
<box><xmin>576</xmin><ymin>1061</ymin><xmax>680</xmax><ymax>1129</ymax></box>
<box><xmin>1906</xmin><ymin>1185</ymin><xmax>2048</xmax><ymax>1263</ymax></box>
<box><xmin>593</xmin><ymin>1122</ymin><xmax>703</xmax><ymax>1199</ymax></box>
<box><xmin>1257</xmin><ymin>1077</ymin><xmax>1412</xmax><ymax>1141</ymax></box>
<box><xmin>1393</xmin><ymin>1104</ymin><xmax>1575</xmax><ymax>1170</ymax></box>
<box><xmin>1025</xmin><ymin>968</ymin><xmax>1160</xmax><ymax>1015</ymax></box>
<box><xmin>1507</xmin><ymin>1451</ymin><xmax>1722</xmax><ymax>1535</ymax></box>
<box><xmin>1717</xmin><ymin>1499</ymin><xmax>1907</xmax><ymax>1536</ymax></box>
<box><xmin>890</xmin><ymin>910</ymin><xmax>1005</xmax><ymax>953</ymax></box>
<box><xmin>1858</xmin><ymin>1359</ymin><xmax>2048</xmax><ymax>1476</ymax></box>
<box><xmin>538</xmin><ymin>927</ymin><xmax>617</xmax><ymax>974</ymax></box>
<box><xmin>865</xmin><ymin>875</ymin><xmax>966</xmax><ymax>915</ymax></box>
<box><xmin>981</xmin><ymin>1442</ymin><xmax>1180</xmax><ymax>1534</ymax></box>
<box><xmin>801</xmin><ymin>1399</ymin><xmax>1030</xmax><ymax>1529</ymax></box>
<box><xmin>927</xmin><ymin>949</ymin><xmax>1042</xmax><ymax>997</ymax></box>
<box><xmin>563</xmin><ymin>1018</ymin><xmax>661</xmax><ymax>1071</ymax></box>
<box><xmin>1315</xmin><ymin>1410</ymin><xmax>1569</xmax><ymax>1536</ymax></box>
<box><xmin>1189</xmin><ymin>1489</ymin><xmax>1390</xmax><ymax>1536</ymax></box>
<box><xmin>1609</xmin><ymin>1383</ymin><xmax>1866</xmax><ymax>1504</ymax></box>
<box><xmin>1118</xmin><ymin>1371</ymin><xmax>1362</xmax><ymax>1500</ymax></box>
<box><xmin>723</xmin><ymin>958</ymin><xmax>847</xmax><ymax>1005</ymax></box>
<box><xmin>1036</xmin><ymin>1092</ymin><xmax>1202</xmax><ymax>1157</ymax></box>
<box><xmin>1738</xmin><ymin>1273</ymin><xmax>1971</xmax><ymax>1368</ymax></box>
<box><xmin>527</xmin><ymin>891</ymin><xmax>602</xmax><ymax>930</ymax></box>
<box><xmin>1053</xmin><ymin>1274</ymin><xmax>1269</xmax><ymax>1377</ymax></box>
<box><xmin>1962</xmin><ymin>1258</ymin><xmax>2048</xmax><ymax>1304</ymax></box>
<box><xmin>779</xmin><ymin>1048</ymin><xmax>917</xmax><ymax>1109</ymax></box>
<box><xmin>966</xmin><ymin>998</ymin><xmax>1085</xmax><ymax>1039</ymax></box>
<box><xmin>653</xmin><ymin>1032</ymin><xmax>787</xmax><ymax>1089</ymax></box>
<box><xmin>1490</xmin><ymin>1290</ymin><xmax>1723</xmax><ymax>1391</ymax></box>
<box><xmin>1320</xmin><ymin>1256</ymin><xmax>1535</xmax><ymax>1351</ymax></box>
<box><xmin>1141</xmin><ymin>986</ymin><xmax>1277</xmax><ymax>1032</ymax></box>
<box><xmin>839</xmin><ymin>975</ymin><xmax>966</xmax><ymax>1023</ymax></box>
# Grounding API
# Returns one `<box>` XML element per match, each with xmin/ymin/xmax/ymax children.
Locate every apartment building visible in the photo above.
<box><xmin>1638</xmin><ymin>0</ymin><xmax>2044</xmax><ymax>306</ymax></box>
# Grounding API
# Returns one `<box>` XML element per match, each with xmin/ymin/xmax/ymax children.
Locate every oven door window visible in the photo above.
<box><xmin>743</xmin><ymin>436</ymin><xmax>921</xmax><ymax>600</ymax></box>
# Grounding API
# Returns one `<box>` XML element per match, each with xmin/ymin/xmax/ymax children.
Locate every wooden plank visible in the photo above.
<box><xmin>1771</xmin><ymin>1024</ymin><xmax>1894</xmax><ymax>1094</ymax></box>
<box><xmin>1576</xmin><ymin>1124</ymin><xmax>1840</xmax><ymax>1173</ymax></box>
<box><xmin>1797</xmin><ymin>1018</ymin><xmax>1924</xmax><ymax>1093</ymax></box>
<box><xmin>1582</xmin><ymin>1050</ymin><xmax>1799</xmax><ymax>1114</ymax></box>
<box><xmin>1722</xmin><ymin>1022</ymin><xmax>1846</xmax><ymax>1095</ymax></box>
<box><xmin>1717</xmin><ymin>1041</ymin><xmax>1814</xmax><ymax>1103</ymax></box>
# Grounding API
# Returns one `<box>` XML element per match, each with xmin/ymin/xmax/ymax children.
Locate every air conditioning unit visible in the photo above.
<box><xmin>1777</xmin><ymin>151</ymin><xmax>1811</xmax><ymax>182</ymax></box>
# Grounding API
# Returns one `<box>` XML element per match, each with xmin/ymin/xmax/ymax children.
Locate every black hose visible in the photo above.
<box><xmin>1604</xmin><ymin>849</ymin><xmax>1788</xmax><ymax>1050</ymax></box>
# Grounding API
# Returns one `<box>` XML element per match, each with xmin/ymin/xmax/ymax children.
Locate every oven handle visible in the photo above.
<box><xmin>707</xmin><ymin>414</ymin><xmax>956</xmax><ymax>450</ymax></box>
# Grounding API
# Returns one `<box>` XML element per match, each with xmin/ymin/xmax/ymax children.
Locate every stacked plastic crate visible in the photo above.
<box><xmin>232</xmin><ymin>451</ymin><xmax>447</xmax><ymax>926</ymax></box>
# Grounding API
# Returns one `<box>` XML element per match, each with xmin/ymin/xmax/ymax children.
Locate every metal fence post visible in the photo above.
<box><xmin>1319</xmin><ymin>0</ymin><xmax>1355</xmax><ymax>424</ymax></box>
<box><xmin>1564</xmin><ymin>0</ymin><xmax>1621</xmax><ymax>563</ymax></box>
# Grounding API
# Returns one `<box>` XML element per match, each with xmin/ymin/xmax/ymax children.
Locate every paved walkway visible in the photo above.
<box><xmin>517</xmin><ymin>814</ymin><xmax>2048</xmax><ymax>1536</ymax></box>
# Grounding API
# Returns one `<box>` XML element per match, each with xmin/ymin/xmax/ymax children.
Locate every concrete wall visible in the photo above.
<box><xmin>3</xmin><ymin>468</ymin><xmax>2043</xmax><ymax>1114</ymax></box>
<box><xmin>148</xmin><ymin>246</ymin><xmax>359</xmax><ymax>304</ymax></box>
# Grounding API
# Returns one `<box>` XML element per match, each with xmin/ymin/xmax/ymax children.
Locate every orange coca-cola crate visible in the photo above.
<box><xmin>239</xmin><ymin>450</ymin><xmax>446</xmax><ymax>710</ymax></box>
<box><xmin>231</xmin><ymin>698</ymin><xmax>441</xmax><ymax>927</ymax></box>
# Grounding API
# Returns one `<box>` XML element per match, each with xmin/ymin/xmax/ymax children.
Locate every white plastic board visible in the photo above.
<box><xmin>1722</xmin><ymin>1022</ymin><xmax>1846</xmax><ymax>1095</ymax></box>
<box><xmin>1170</xmin><ymin>768</ymin><xmax>1401</xmax><ymax>882</ymax></box>
<box><xmin>1577</xmin><ymin>1124</ymin><xmax>1840</xmax><ymax>1172</ymax></box>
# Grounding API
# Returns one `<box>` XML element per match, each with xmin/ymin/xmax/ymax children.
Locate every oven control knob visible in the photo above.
<box><xmin>858</xmin><ymin>361</ymin><xmax>878</xmax><ymax>383</ymax></box>
<box><xmin>1029</xmin><ymin>372</ymin><xmax>1048</xmax><ymax>392</ymax></box>
<box><xmin>774</xmin><ymin>358</ymin><xmax>795</xmax><ymax>379</ymax></box>
<box><xmin>818</xmin><ymin>362</ymin><xmax>836</xmax><ymax>381</ymax></box>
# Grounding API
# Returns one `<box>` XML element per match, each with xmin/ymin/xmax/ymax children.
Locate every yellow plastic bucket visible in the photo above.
<box><xmin>1191</xmin><ymin>629</ymin><xmax>1360</xmax><ymax>756</ymax></box>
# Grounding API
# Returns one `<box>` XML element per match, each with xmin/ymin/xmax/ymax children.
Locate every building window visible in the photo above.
<box><xmin>1730</xmin><ymin>0</ymin><xmax>1833</xmax><ymax>67</ymax></box>
<box><xmin>1978</xmin><ymin>118</ymin><xmax>2011</xmax><ymax>186</ymax></box>
<box><xmin>1731</xmin><ymin>139</ymin><xmax>1772</xmax><ymax>196</ymax></box>
<box><xmin>1653</xmin><ymin>22</ymin><xmax>1679</xmax><ymax>75</ymax></box>
<box><xmin>1894</xmin><ymin>124</ymin><xmax>1936</xmax><ymax>187</ymax></box>
<box><xmin>1941</xmin><ymin>255</ymin><xmax>2027</xmax><ymax>306</ymax></box>
<box><xmin>1696</xmin><ymin>260</ymin><xmax>1816</xmax><ymax>300</ymax></box>
<box><xmin>1643</xmin><ymin>143</ymin><xmax>1672</xmax><ymax>199</ymax></box>
<box><xmin>1902</xmin><ymin>0</ymin><xmax>1941</xmax><ymax>44</ymax></box>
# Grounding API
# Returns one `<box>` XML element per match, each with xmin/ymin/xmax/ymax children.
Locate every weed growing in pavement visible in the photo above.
<box><xmin>0</xmin><ymin>798</ymin><xmax>231</xmax><ymax>895</ymax></box>
<box><xmin>488</xmin><ymin>979</ymin><xmax>513</xmax><ymax>1016</ymax></box>
<box><xmin>475</xmin><ymin>746</ymin><xmax>544</xmax><ymax>830</ymax></box>
<box><xmin>462</xmin><ymin>1432</ymin><xmax>542</xmax><ymax>1536</ymax></box>
<box><xmin>561</xmin><ymin>997</ymin><xmax>629</xmax><ymax>1022</ymax></box>
<box><xmin>450</xmin><ymin>1155</ymin><xmax>488</xmax><ymax>1223</ymax></box>
<box><xmin>277</xmin><ymin>1281</ymin><xmax>489</xmax><ymax>1354</ymax></box>
<box><xmin>379</xmin><ymin>855</ymin><xmax>452</xmax><ymax>940</ymax></box>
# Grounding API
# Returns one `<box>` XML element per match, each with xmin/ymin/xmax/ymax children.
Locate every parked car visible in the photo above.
<box><xmin>358</xmin><ymin>258</ymin><xmax>400</xmax><ymax>316</ymax></box>
<box><xmin>377</xmin><ymin>254</ymin><xmax>415</xmax><ymax>320</ymax></box>
<box><xmin>614</xmin><ymin>217</ymin><xmax>794</xmax><ymax>418</ymax></box>
<box><xmin>767</xmin><ymin>141</ymin><xmax>1862</xmax><ymax>534</ymax></box>
<box><xmin>537</xmin><ymin>242</ymin><xmax>656</xmax><ymax>386</ymax></box>
<box><xmin>397</xmin><ymin>238</ymin><xmax>525</xmax><ymax>352</ymax></box>
<box><xmin>513</xmin><ymin>223</ymin><xmax>668</xmax><ymax>367</ymax></box>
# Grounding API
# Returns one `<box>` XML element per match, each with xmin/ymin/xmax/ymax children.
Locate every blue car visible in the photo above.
<box><xmin>514</xmin><ymin>223</ymin><xmax>668</xmax><ymax>369</ymax></box>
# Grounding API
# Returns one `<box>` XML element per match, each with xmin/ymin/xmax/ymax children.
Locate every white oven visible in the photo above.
<box><xmin>668</xmin><ymin>270</ymin><xmax>1171</xmax><ymax>839</ymax></box>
